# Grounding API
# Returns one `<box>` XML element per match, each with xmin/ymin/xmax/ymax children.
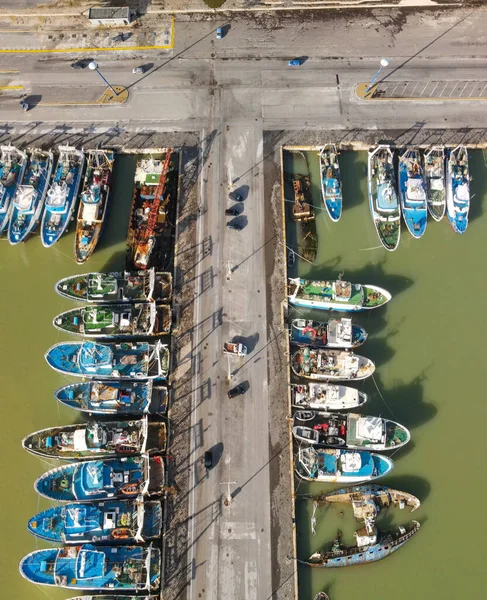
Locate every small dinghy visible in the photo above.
<box><xmin>19</xmin><ymin>544</ymin><xmax>160</xmax><ymax>591</ymax></box>
<box><xmin>22</xmin><ymin>418</ymin><xmax>166</xmax><ymax>460</ymax></box>
<box><xmin>0</xmin><ymin>144</ymin><xmax>27</xmax><ymax>234</ymax></box>
<box><xmin>424</xmin><ymin>146</ymin><xmax>446</xmax><ymax>221</ymax></box>
<box><xmin>28</xmin><ymin>497</ymin><xmax>162</xmax><ymax>544</ymax></box>
<box><xmin>55</xmin><ymin>380</ymin><xmax>168</xmax><ymax>416</ymax></box>
<box><xmin>319</xmin><ymin>144</ymin><xmax>342</xmax><ymax>222</ymax></box>
<box><xmin>34</xmin><ymin>455</ymin><xmax>165</xmax><ymax>502</ymax></box>
<box><xmin>446</xmin><ymin>145</ymin><xmax>470</xmax><ymax>233</ymax></box>
<box><xmin>295</xmin><ymin>447</ymin><xmax>393</xmax><ymax>483</ymax></box>
<box><xmin>291</xmin><ymin>347</ymin><xmax>375</xmax><ymax>381</ymax></box>
<box><xmin>55</xmin><ymin>269</ymin><xmax>172</xmax><ymax>303</ymax></box>
<box><xmin>293</xmin><ymin>411</ymin><xmax>410</xmax><ymax>451</ymax></box>
<box><xmin>291</xmin><ymin>383</ymin><xmax>368</xmax><ymax>411</ymax></box>
<box><xmin>398</xmin><ymin>149</ymin><xmax>428</xmax><ymax>238</ymax></box>
<box><xmin>53</xmin><ymin>302</ymin><xmax>171</xmax><ymax>338</ymax></box>
<box><xmin>8</xmin><ymin>149</ymin><xmax>54</xmax><ymax>244</ymax></box>
<box><xmin>291</xmin><ymin>318</ymin><xmax>367</xmax><ymax>349</ymax></box>
<box><xmin>45</xmin><ymin>340</ymin><xmax>169</xmax><ymax>380</ymax></box>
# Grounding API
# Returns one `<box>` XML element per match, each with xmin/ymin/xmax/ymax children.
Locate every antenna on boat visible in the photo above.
<box><xmin>337</xmin><ymin>271</ymin><xmax>344</xmax><ymax>281</ymax></box>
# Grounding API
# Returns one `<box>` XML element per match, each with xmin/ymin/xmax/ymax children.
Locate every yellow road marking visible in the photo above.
<box><xmin>356</xmin><ymin>82</ymin><xmax>487</xmax><ymax>101</ymax></box>
<box><xmin>0</xmin><ymin>85</ymin><xmax>23</xmax><ymax>90</ymax></box>
<box><xmin>0</xmin><ymin>70</ymin><xmax>19</xmax><ymax>73</ymax></box>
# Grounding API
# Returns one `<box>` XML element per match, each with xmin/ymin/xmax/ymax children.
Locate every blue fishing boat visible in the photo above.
<box><xmin>0</xmin><ymin>144</ymin><xmax>27</xmax><ymax>233</ymax></box>
<box><xmin>19</xmin><ymin>544</ymin><xmax>160</xmax><ymax>591</ymax></box>
<box><xmin>295</xmin><ymin>447</ymin><xmax>393</xmax><ymax>483</ymax></box>
<box><xmin>75</xmin><ymin>149</ymin><xmax>115</xmax><ymax>263</ymax></box>
<box><xmin>291</xmin><ymin>318</ymin><xmax>367</xmax><ymax>349</ymax></box>
<box><xmin>28</xmin><ymin>498</ymin><xmax>162</xmax><ymax>544</ymax></box>
<box><xmin>22</xmin><ymin>418</ymin><xmax>166</xmax><ymax>460</ymax></box>
<box><xmin>446</xmin><ymin>145</ymin><xmax>470</xmax><ymax>233</ymax></box>
<box><xmin>45</xmin><ymin>340</ymin><xmax>169</xmax><ymax>380</ymax></box>
<box><xmin>319</xmin><ymin>144</ymin><xmax>342</xmax><ymax>221</ymax></box>
<box><xmin>8</xmin><ymin>149</ymin><xmax>54</xmax><ymax>244</ymax></box>
<box><xmin>41</xmin><ymin>145</ymin><xmax>85</xmax><ymax>247</ymax></box>
<box><xmin>55</xmin><ymin>381</ymin><xmax>168</xmax><ymax>416</ymax></box>
<box><xmin>34</xmin><ymin>455</ymin><xmax>165</xmax><ymax>502</ymax></box>
<box><xmin>398</xmin><ymin>149</ymin><xmax>428</xmax><ymax>238</ymax></box>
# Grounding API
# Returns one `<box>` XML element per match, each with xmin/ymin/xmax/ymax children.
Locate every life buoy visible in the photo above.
<box><xmin>111</xmin><ymin>528</ymin><xmax>132</xmax><ymax>539</ymax></box>
<box><xmin>120</xmin><ymin>482</ymin><xmax>139</xmax><ymax>496</ymax></box>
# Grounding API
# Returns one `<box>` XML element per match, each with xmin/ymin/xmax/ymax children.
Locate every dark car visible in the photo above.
<box><xmin>228</xmin><ymin>385</ymin><xmax>246</xmax><ymax>399</ymax></box>
<box><xmin>225</xmin><ymin>206</ymin><xmax>240</xmax><ymax>217</ymax></box>
<box><xmin>204</xmin><ymin>450</ymin><xmax>213</xmax><ymax>470</ymax></box>
<box><xmin>227</xmin><ymin>221</ymin><xmax>243</xmax><ymax>231</ymax></box>
<box><xmin>19</xmin><ymin>101</ymin><xmax>29</xmax><ymax>112</ymax></box>
<box><xmin>70</xmin><ymin>60</ymin><xmax>89</xmax><ymax>70</ymax></box>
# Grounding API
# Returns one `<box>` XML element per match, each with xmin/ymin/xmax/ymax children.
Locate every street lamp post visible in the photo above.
<box><xmin>366</xmin><ymin>58</ymin><xmax>389</xmax><ymax>94</ymax></box>
<box><xmin>88</xmin><ymin>61</ymin><xmax>118</xmax><ymax>97</ymax></box>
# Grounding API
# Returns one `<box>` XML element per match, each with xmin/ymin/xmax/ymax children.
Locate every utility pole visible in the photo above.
<box><xmin>88</xmin><ymin>61</ymin><xmax>119</xmax><ymax>97</ymax></box>
<box><xmin>220</xmin><ymin>481</ymin><xmax>236</xmax><ymax>506</ymax></box>
<box><xmin>366</xmin><ymin>58</ymin><xmax>389</xmax><ymax>94</ymax></box>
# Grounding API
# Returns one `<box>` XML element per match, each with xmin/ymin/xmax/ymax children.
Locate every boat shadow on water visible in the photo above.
<box><xmin>467</xmin><ymin>149</ymin><xmax>487</xmax><ymax>224</ymax></box>
<box><xmin>339</xmin><ymin>150</ymin><xmax>367</xmax><ymax>212</ymax></box>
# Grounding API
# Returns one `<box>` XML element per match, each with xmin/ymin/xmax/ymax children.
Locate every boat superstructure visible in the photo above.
<box><xmin>291</xmin><ymin>347</ymin><xmax>375</xmax><ymax>381</ymax></box>
<box><xmin>41</xmin><ymin>146</ymin><xmax>85</xmax><ymax>247</ymax></box>
<box><xmin>75</xmin><ymin>149</ymin><xmax>115</xmax><ymax>263</ymax></box>
<box><xmin>446</xmin><ymin>145</ymin><xmax>470</xmax><ymax>233</ymax></box>
<box><xmin>368</xmin><ymin>145</ymin><xmax>401</xmax><ymax>251</ymax></box>
<box><xmin>291</xmin><ymin>383</ymin><xmax>368</xmax><ymax>411</ymax></box>
<box><xmin>53</xmin><ymin>302</ymin><xmax>171</xmax><ymax>338</ymax></box>
<box><xmin>55</xmin><ymin>381</ymin><xmax>168</xmax><ymax>416</ymax></box>
<box><xmin>424</xmin><ymin>146</ymin><xmax>446</xmax><ymax>221</ymax></box>
<box><xmin>319</xmin><ymin>144</ymin><xmax>342</xmax><ymax>222</ymax></box>
<box><xmin>288</xmin><ymin>278</ymin><xmax>391</xmax><ymax>312</ymax></box>
<box><xmin>55</xmin><ymin>269</ymin><xmax>172</xmax><ymax>303</ymax></box>
<box><xmin>291</xmin><ymin>318</ymin><xmax>367</xmax><ymax>349</ymax></box>
<box><xmin>398</xmin><ymin>149</ymin><xmax>428</xmax><ymax>238</ymax></box>
<box><xmin>0</xmin><ymin>144</ymin><xmax>27</xmax><ymax>233</ymax></box>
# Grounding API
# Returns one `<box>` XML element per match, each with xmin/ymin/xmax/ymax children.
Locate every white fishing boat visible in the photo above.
<box><xmin>291</xmin><ymin>383</ymin><xmax>368</xmax><ymax>411</ymax></box>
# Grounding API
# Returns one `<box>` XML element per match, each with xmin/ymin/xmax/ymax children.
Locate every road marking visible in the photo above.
<box><xmin>0</xmin><ymin>70</ymin><xmax>19</xmax><ymax>73</ymax></box>
<box><xmin>0</xmin><ymin>85</ymin><xmax>22</xmax><ymax>90</ymax></box>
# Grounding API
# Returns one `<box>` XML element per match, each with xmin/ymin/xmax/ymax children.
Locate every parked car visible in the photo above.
<box><xmin>228</xmin><ymin>385</ymin><xmax>246</xmax><ymax>399</ymax></box>
<box><xmin>227</xmin><ymin>221</ymin><xmax>243</xmax><ymax>231</ymax></box>
<box><xmin>216</xmin><ymin>27</ymin><xmax>223</xmax><ymax>40</ymax></box>
<box><xmin>225</xmin><ymin>206</ymin><xmax>240</xmax><ymax>217</ymax></box>
<box><xmin>19</xmin><ymin>101</ymin><xmax>29</xmax><ymax>112</ymax></box>
<box><xmin>70</xmin><ymin>60</ymin><xmax>89</xmax><ymax>70</ymax></box>
<box><xmin>230</xmin><ymin>193</ymin><xmax>243</xmax><ymax>201</ymax></box>
<box><xmin>132</xmin><ymin>66</ymin><xmax>145</xmax><ymax>74</ymax></box>
<box><xmin>204</xmin><ymin>450</ymin><xmax>213</xmax><ymax>470</ymax></box>
<box><xmin>288</xmin><ymin>58</ymin><xmax>303</xmax><ymax>67</ymax></box>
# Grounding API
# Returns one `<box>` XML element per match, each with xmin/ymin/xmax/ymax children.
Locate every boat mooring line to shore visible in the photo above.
<box><xmin>371</xmin><ymin>374</ymin><xmax>399</xmax><ymax>421</ymax></box>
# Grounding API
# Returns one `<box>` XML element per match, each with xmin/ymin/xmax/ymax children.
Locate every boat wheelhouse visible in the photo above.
<box><xmin>0</xmin><ymin>144</ymin><xmax>27</xmax><ymax>234</ymax></box>
<box><xmin>424</xmin><ymin>146</ymin><xmax>446</xmax><ymax>221</ymax></box>
<box><xmin>291</xmin><ymin>347</ymin><xmax>375</xmax><ymax>381</ymax></box>
<box><xmin>368</xmin><ymin>145</ymin><xmax>401</xmax><ymax>251</ymax></box>
<box><xmin>45</xmin><ymin>340</ymin><xmax>169</xmax><ymax>380</ymax></box>
<box><xmin>291</xmin><ymin>383</ymin><xmax>368</xmax><ymax>411</ymax></box>
<box><xmin>22</xmin><ymin>418</ymin><xmax>166</xmax><ymax>460</ymax></box>
<box><xmin>19</xmin><ymin>544</ymin><xmax>160</xmax><ymax>591</ymax></box>
<box><xmin>291</xmin><ymin>318</ymin><xmax>367</xmax><ymax>349</ymax></box>
<box><xmin>55</xmin><ymin>269</ymin><xmax>172</xmax><ymax>303</ymax></box>
<box><xmin>53</xmin><ymin>303</ymin><xmax>171</xmax><ymax>338</ymax></box>
<box><xmin>41</xmin><ymin>146</ymin><xmax>85</xmax><ymax>247</ymax></box>
<box><xmin>293</xmin><ymin>411</ymin><xmax>410</xmax><ymax>451</ymax></box>
<box><xmin>398</xmin><ymin>149</ymin><xmax>428</xmax><ymax>238</ymax></box>
<box><xmin>295</xmin><ymin>447</ymin><xmax>394</xmax><ymax>483</ymax></box>
<box><xmin>55</xmin><ymin>381</ymin><xmax>168</xmax><ymax>416</ymax></box>
<box><xmin>75</xmin><ymin>149</ymin><xmax>115</xmax><ymax>263</ymax></box>
<box><xmin>319</xmin><ymin>144</ymin><xmax>342</xmax><ymax>222</ymax></box>
<box><xmin>34</xmin><ymin>455</ymin><xmax>165</xmax><ymax>502</ymax></box>
<box><xmin>288</xmin><ymin>278</ymin><xmax>391</xmax><ymax>312</ymax></box>
<box><xmin>8</xmin><ymin>149</ymin><xmax>54</xmax><ymax>244</ymax></box>
<box><xmin>28</xmin><ymin>498</ymin><xmax>162</xmax><ymax>544</ymax></box>
<box><xmin>446</xmin><ymin>145</ymin><xmax>470</xmax><ymax>233</ymax></box>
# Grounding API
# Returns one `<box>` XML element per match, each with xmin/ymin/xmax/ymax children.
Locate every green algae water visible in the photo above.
<box><xmin>0</xmin><ymin>155</ymin><xmax>136</xmax><ymax>600</ymax></box>
<box><xmin>285</xmin><ymin>149</ymin><xmax>487</xmax><ymax>600</ymax></box>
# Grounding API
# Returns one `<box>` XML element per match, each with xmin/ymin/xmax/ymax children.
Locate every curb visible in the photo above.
<box><xmin>355</xmin><ymin>82</ymin><xmax>487</xmax><ymax>102</ymax></box>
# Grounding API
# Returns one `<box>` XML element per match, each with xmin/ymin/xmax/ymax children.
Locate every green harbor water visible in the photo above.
<box><xmin>284</xmin><ymin>148</ymin><xmax>487</xmax><ymax>600</ymax></box>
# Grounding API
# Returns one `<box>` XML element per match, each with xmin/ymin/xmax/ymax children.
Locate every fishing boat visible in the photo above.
<box><xmin>292</xmin><ymin>176</ymin><xmax>315</xmax><ymax>222</ymax></box>
<box><xmin>55</xmin><ymin>381</ymin><xmax>168</xmax><ymax>416</ymax></box>
<box><xmin>8</xmin><ymin>149</ymin><xmax>54</xmax><ymax>244</ymax></box>
<box><xmin>446</xmin><ymin>145</ymin><xmax>470</xmax><ymax>233</ymax></box>
<box><xmin>397</xmin><ymin>149</ymin><xmax>428</xmax><ymax>238</ymax></box>
<box><xmin>291</xmin><ymin>347</ymin><xmax>375</xmax><ymax>381</ymax></box>
<box><xmin>293</xmin><ymin>411</ymin><xmax>410</xmax><ymax>451</ymax></box>
<box><xmin>28</xmin><ymin>498</ymin><xmax>162</xmax><ymax>544</ymax></box>
<box><xmin>288</xmin><ymin>278</ymin><xmax>391</xmax><ymax>312</ymax></box>
<box><xmin>318</xmin><ymin>484</ymin><xmax>421</xmax><ymax>514</ymax></box>
<box><xmin>45</xmin><ymin>340</ymin><xmax>169</xmax><ymax>380</ymax></box>
<box><xmin>424</xmin><ymin>146</ymin><xmax>446</xmax><ymax>221</ymax></box>
<box><xmin>296</xmin><ymin>447</ymin><xmax>393</xmax><ymax>483</ymax></box>
<box><xmin>368</xmin><ymin>145</ymin><xmax>401</xmax><ymax>251</ymax></box>
<box><xmin>291</xmin><ymin>318</ymin><xmax>367</xmax><ymax>349</ymax></box>
<box><xmin>53</xmin><ymin>303</ymin><xmax>172</xmax><ymax>338</ymax></box>
<box><xmin>41</xmin><ymin>146</ymin><xmax>85</xmax><ymax>247</ymax></box>
<box><xmin>319</xmin><ymin>144</ymin><xmax>342</xmax><ymax>221</ymax></box>
<box><xmin>74</xmin><ymin>149</ymin><xmax>115</xmax><ymax>263</ymax></box>
<box><xmin>19</xmin><ymin>544</ymin><xmax>161</xmax><ymax>591</ymax></box>
<box><xmin>127</xmin><ymin>151</ymin><xmax>173</xmax><ymax>270</ymax></box>
<box><xmin>0</xmin><ymin>144</ymin><xmax>27</xmax><ymax>233</ymax></box>
<box><xmin>55</xmin><ymin>269</ymin><xmax>172</xmax><ymax>303</ymax></box>
<box><xmin>34</xmin><ymin>455</ymin><xmax>165</xmax><ymax>502</ymax></box>
<box><xmin>22</xmin><ymin>418</ymin><xmax>166</xmax><ymax>460</ymax></box>
<box><xmin>303</xmin><ymin>521</ymin><xmax>420</xmax><ymax>567</ymax></box>
<box><xmin>291</xmin><ymin>383</ymin><xmax>368</xmax><ymax>411</ymax></box>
